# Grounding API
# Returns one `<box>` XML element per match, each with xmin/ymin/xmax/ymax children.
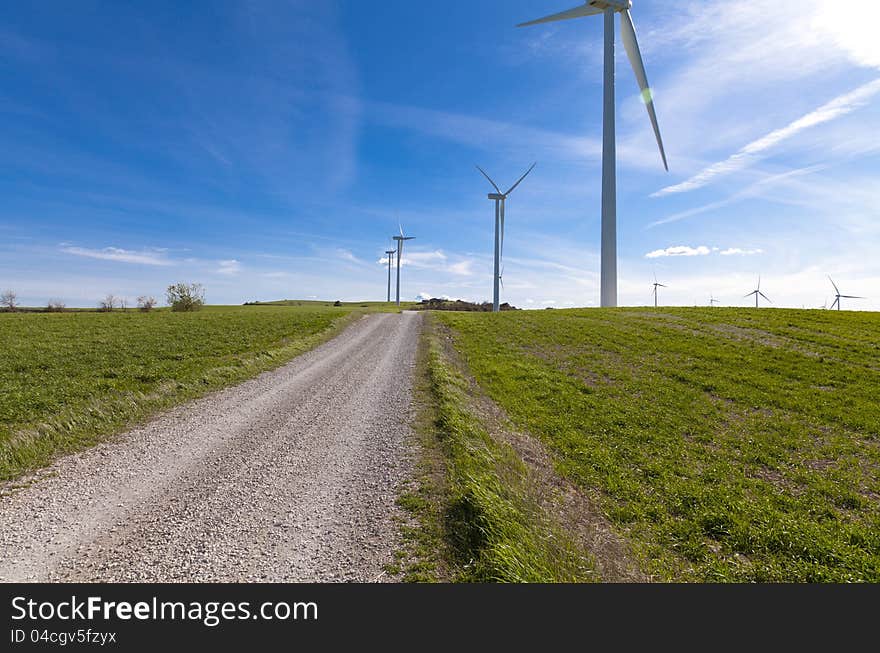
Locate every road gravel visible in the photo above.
<box><xmin>0</xmin><ymin>311</ymin><xmax>422</xmax><ymax>582</ymax></box>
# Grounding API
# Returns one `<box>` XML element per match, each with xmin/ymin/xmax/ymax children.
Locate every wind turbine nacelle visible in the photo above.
<box><xmin>589</xmin><ymin>0</ymin><xmax>632</xmax><ymax>12</ymax></box>
<box><xmin>488</xmin><ymin>193</ymin><xmax>505</xmax><ymax>200</ymax></box>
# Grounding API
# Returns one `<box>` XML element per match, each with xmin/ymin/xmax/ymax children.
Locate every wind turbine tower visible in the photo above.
<box><xmin>392</xmin><ymin>226</ymin><xmax>415</xmax><ymax>307</ymax></box>
<box><xmin>828</xmin><ymin>276</ymin><xmax>864</xmax><ymax>311</ymax></box>
<box><xmin>519</xmin><ymin>1</ymin><xmax>668</xmax><ymax>308</ymax></box>
<box><xmin>476</xmin><ymin>163</ymin><xmax>536</xmax><ymax>312</ymax></box>
<box><xmin>385</xmin><ymin>249</ymin><xmax>396</xmax><ymax>302</ymax></box>
<box><xmin>745</xmin><ymin>277</ymin><xmax>771</xmax><ymax>308</ymax></box>
<box><xmin>651</xmin><ymin>273</ymin><xmax>666</xmax><ymax>308</ymax></box>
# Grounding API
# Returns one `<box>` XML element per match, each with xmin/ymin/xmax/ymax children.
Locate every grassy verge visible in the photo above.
<box><xmin>395</xmin><ymin>316</ymin><xmax>596</xmax><ymax>582</ymax></box>
<box><xmin>0</xmin><ymin>303</ymin><xmax>374</xmax><ymax>480</ymax></box>
<box><xmin>434</xmin><ymin>307</ymin><xmax>880</xmax><ymax>582</ymax></box>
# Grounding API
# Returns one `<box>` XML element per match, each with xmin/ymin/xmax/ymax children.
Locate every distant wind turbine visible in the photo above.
<box><xmin>709</xmin><ymin>294</ymin><xmax>720</xmax><ymax>307</ymax></box>
<box><xmin>651</xmin><ymin>273</ymin><xmax>666</xmax><ymax>308</ymax></box>
<box><xmin>384</xmin><ymin>249</ymin><xmax>396</xmax><ymax>302</ymax></box>
<box><xmin>392</xmin><ymin>225</ymin><xmax>415</xmax><ymax>307</ymax></box>
<box><xmin>828</xmin><ymin>276</ymin><xmax>864</xmax><ymax>311</ymax></box>
<box><xmin>745</xmin><ymin>276</ymin><xmax>771</xmax><ymax>308</ymax></box>
<box><xmin>476</xmin><ymin>163</ymin><xmax>536</xmax><ymax>312</ymax></box>
<box><xmin>518</xmin><ymin>1</ymin><xmax>668</xmax><ymax>308</ymax></box>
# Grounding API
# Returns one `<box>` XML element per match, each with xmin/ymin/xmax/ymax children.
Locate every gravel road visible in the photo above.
<box><xmin>0</xmin><ymin>311</ymin><xmax>422</xmax><ymax>582</ymax></box>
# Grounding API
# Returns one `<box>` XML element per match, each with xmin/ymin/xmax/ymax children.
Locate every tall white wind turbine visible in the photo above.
<box><xmin>476</xmin><ymin>163</ymin><xmax>536</xmax><ymax>312</ymax></box>
<box><xmin>518</xmin><ymin>1</ymin><xmax>667</xmax><ymax>308</ymax></box>
<box><xmin>385</xmin><ymin>249</ymin><xmax>396</xmax><ymax>302</ymax></box>
<box><xmin>392</xmin><ymin>225</ymin><xmax>415</xmax><ymax>307</ymax></box>
<box><xmin>828</xmin><ymin>276</ymin><xmax>864</xmax><ymax>311</ymax></box>
<box><xmin>651</xmin><ymin>273</ymin><xmax>666</xmax><ymax>308</ymax></box>
<box><xmin>745</xmin><ymin>276</ymin><xmax>771</xmax><ymax>308</ymax></box>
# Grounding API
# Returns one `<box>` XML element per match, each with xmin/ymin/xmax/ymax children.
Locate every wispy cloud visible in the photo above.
<box><xmin>336</xmin><ymin>248</ymin><xmax>363</xmax><ymax>264</ymax></box>
<box><xmin>447</xmin><ymin>260</ymin><xmax>474</xmax><ymax>276</ymax></box>
<box><xmin>720</xmin><ymin>248</ymin><xmax>763</xmax><ymax>256</ymax></box>
<box><xmin>648</xmin><ymin>165</ymin><xmax>828</xmax><ymax>227</ymax></box>
<box><xmin>217</xmin><ymin>259</ymin><xmax>241</xmax><ymax>275</ymax></box>
<box><xmin>645</xmin><ymin>245</ymin><xmax>764</xmax><ymax>258</ymax></box>
<box><xmin>645</xmin><ymin>245</ymin><xmax>711</xmax><ymax>259</ymax></box>
<box><xmin>61</xmin><ymin>246</ymin><xmax>172</xmax><ymax>266</ymax></box>
<box><xmin>366</xmin><ymin>99</ymin><xmax>601</xmax><ymax>162</ymax></box>
<box><xmin>654</xmin><ymin>78</ymin><xmax>880</xmax><ymax>196</ymax></box>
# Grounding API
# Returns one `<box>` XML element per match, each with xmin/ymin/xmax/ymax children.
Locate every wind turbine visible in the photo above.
<box><xmin>384</xmin><ymin>249</ymin><xmax>396</xmax><ymax>302</ymax></box>
<box><xmin>476</xmin><ymin>163</ymin><xmax>536</xmax><ymax>312</ymax></box>
<box><xmin>651</xmin><ymin>273</ymin><xmax>666</xmax><ymax>308</ymax></box>
<box><xmin>828</xmin><ymin>276</ymin><xmax>864</xmax><ymax>311</ymax></box>
<box><xmin>709</xmin><ymin>294</ymin><xmax>720</xmax><ymax>307</ymax></box>
<box><xmin>392</xmin><ymin>225</ymin><xmax>415</xmax><ymax>307</ymax></box>
<box><xmin>518</xmin><ymin>1</ymin><xmax>668</xmax><ymax>308</ymax></box>
<box><xmin>745</xmin><ymin>276</ymin><xmax>771</xmax><ymax>308</ymax></box>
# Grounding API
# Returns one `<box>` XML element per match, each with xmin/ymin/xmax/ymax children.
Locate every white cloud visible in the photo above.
<box><xmin>654</xmin><ymin>78</ymin><xmax>880</xmax><ymax>196</ymax></box>
<box><xmin>61</xmin><ymin>245</ymin><xmax>172</xmax><ymax>266</ymax></box>
<box><xmin>645</xmin><ymin>245</ymin><xmax>711</xmax><ymax>258</ymax></box>
<box><xmin>404</xmin><ymin>251</ymin><xmax>447</xmax><ymax>267</ymax></box>
<box><xmin>336</xmin><ymin>248</ymin><xmax>362</xmax><ymax>264</ymax></box>
<box><xmin>217</xmin><ymin>259</ymin><xmax>241</xmax><ymax>276</ymax></box>
<box><xmin>448</xmin><ymin>260</ymin><xmax>474</xmax><ymax>276</ymax></box>
<box><xmin>648</xmin><ymin>165</ymin><xmax>828</xmax><ymax>227</ymax></box>
<box><xmin>812</xmin><ymin>1</ymin><xmax>880</xmax><ymax>69</ymax></box>
<box><xmin>415</xmin><ymin>292</ymin><xmax>452</xmax><ymax>302</ymax></box>
<box><xmin>720</xmin><ymin>248</ymin><xmax>763</xmax><ymax>256</ymax></box>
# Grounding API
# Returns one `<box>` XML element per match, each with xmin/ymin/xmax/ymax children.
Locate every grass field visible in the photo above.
<box><xmin>0</xmin><ymin>302</ymin><xmax>391</xmax><ymax>480</ymax></box>
<box><xmin>394</xmin><ymin>331</ymin><xmax>596</xmax><ymax>582</ymax></box>
<box><xmin>433</xmin><ymin>307</ymin><xmax>880</xmax><ymax>582</ymax></box>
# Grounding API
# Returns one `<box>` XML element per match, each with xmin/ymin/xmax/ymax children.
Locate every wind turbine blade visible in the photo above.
<box><xmin>504</xmin><ymin>162</ymin><xmax>536</xmax><ymax>196</ymax></box>
<box><xmin>399</xmin><ymin>222</ymin><xmax>404</xmax><ymax>238</ymax></box>
<box><xmin>840</xmin><ymin>295</ymin><xmax>863</xmax><ymax>299</ymax></box>
<box><xmin>475</xmin><ymin>165</ymin><xmax>502</xmax><ymax>194</ymax></box>
<box><xmin>757</xmin><ymin>275</ymin><xmax>761</xmax><ymax>292</ymax></box>
<box><xmin>516</xmin><ymin>3</ymin><xmax>602</xmax><ymax>27</ymax></box>
<box><xmin>744</xmin><ymin>291</ymin><xmax>756</xmax><ymax>298</ymax></box>
<box><xmin>658</xmin><ymin>284</ymin><xmax>667</xmax><ymax>288</ymax></box>
<box><xmin>828</xmin><ymin>275</ymin><xmax>840</xmax><ymax>294</ymax></box>
<box><xmin>620</xmin><ymin>9</ymin><xmax>667</xmax><ymax>171</ymax></box>
<box><xmin>831</xmin><ymin>297</ymin><xmax>839</xmax><ymax>310</ymax></box>
<box><xmin>759</xmin><ymin>291</ymin><xmax>772</xmax><ymax>303</ymax></box>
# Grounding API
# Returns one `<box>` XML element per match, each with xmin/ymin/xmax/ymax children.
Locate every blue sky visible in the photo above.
<box><xmin>2</xmin><ymin>0</ymin><xmax>879</xmax><ymax>309</ymax></box>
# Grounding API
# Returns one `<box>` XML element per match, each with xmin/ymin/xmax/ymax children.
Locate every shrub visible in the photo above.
<box><xmin>47</xmin><ymin>300</ymin><xmax>66</xmax><ymax>312</ymax></box>
<box><xmin>99</xmin><ymin>294</ymin><xmax>117</xmax><ymax>312</ymax></box>
<box><xmin>166</xmin><ymin>283</ymin><xmax>205</xmax><ymax>312</ymax></box>
<box><xmin>137</xmin><ymin>296</ymin><xmax>157</xmax><ymax>312</ymax></box>
<box><xmin>1</xmin><ymin>289</ymin><xmax>18</xmax><ymax>312</ymax></box>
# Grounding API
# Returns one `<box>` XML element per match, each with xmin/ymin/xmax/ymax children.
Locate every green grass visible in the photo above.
<box><xmin>0</xmin><ymin>303</ymin><xmax>368</xmax><ymax>480</ymax></box>
<box><xmin>403</xmin><ymin>319</ymin><xmax>595</xmax><ymax>582</ymax></box>
<box><xmin>434</xmin><ymin>307</ymin><xmax>880</xmax><ymax>582</ymax></box>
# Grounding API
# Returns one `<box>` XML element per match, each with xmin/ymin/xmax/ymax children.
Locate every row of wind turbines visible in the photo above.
<box><xmin>384</xmin><ymin>1</ymin><xmax>668</xmax><ymax>310</ymax></box>
<box><xmin>381</xmin><ymin>2</ymin><xmax>866</xmax><ymax>313</ymax></box>
<box><xmin>382</xmin><ymin>162</ymin><xmax>535</xmax><ymax>310</ymax></box>
<box><xmin>650</xmin><ymin>274</ymin><xmax>866</xmax><ymax>310</ymax></box>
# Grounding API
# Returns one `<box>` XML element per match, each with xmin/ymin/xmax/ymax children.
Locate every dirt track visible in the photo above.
<box><xmin>0</xmin><ymin>311</ymin><xmax>421</xmax><ymax>582</ymax></box>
